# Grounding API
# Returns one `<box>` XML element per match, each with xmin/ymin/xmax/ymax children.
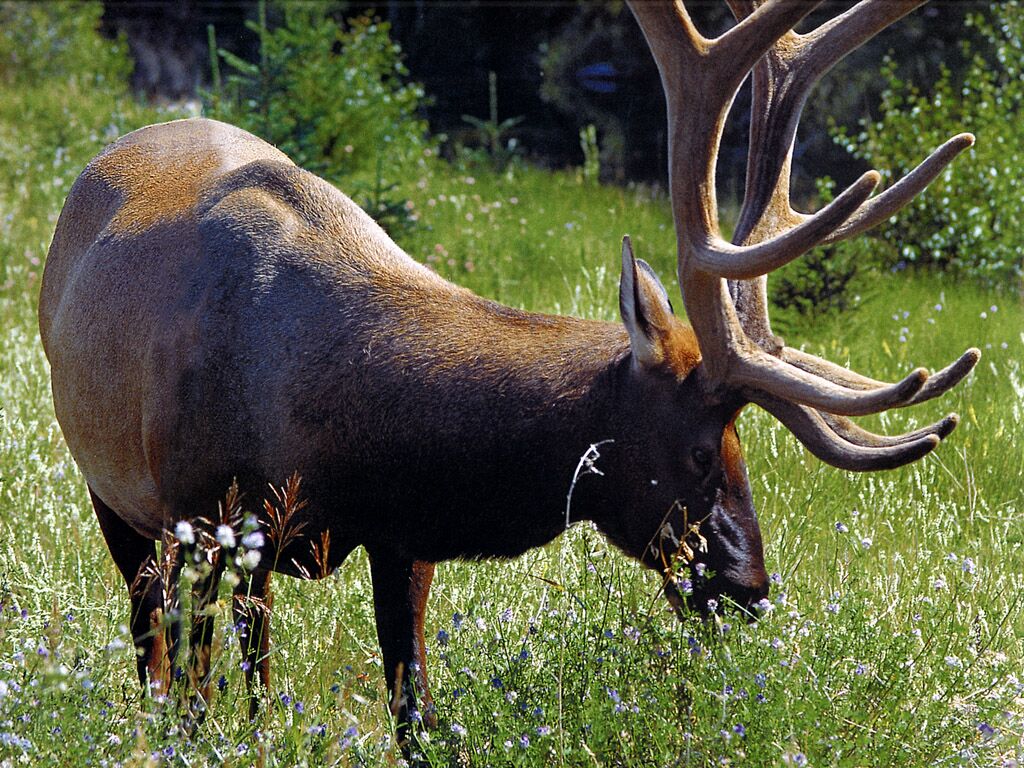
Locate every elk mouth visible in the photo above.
<box><xmin>663</xmin><ymin>570</ymin><xmax>768</xmax><ymax>621</ymax></box>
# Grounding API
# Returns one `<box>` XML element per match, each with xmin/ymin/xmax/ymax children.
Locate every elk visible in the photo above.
<box><xmin>40</xmin><ymin>0</ymin><xmax>977</xmax><ymax>752</ymax></box>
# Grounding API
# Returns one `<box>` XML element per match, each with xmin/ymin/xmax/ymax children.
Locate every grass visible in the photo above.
<box><xmin>2</xmin><ymin>13</ymin><xmax>1023</xmax><ymax>768</ymax></box>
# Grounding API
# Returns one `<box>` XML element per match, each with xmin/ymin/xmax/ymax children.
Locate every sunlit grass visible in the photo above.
<box><xmin>1</xmin><ymin>71</ymin><xmax>1022</xmax><ymax>768</ymax></box>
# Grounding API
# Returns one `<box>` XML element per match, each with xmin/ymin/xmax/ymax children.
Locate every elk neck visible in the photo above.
<box><xmin>279</xmin><ymin>269</ymin><xmax>655</xmax><ymax>562</ymax></box>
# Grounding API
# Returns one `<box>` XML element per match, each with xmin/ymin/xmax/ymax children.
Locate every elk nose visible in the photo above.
<box><xmin>718</xmin><ymin>569</ymin><xmax>769</xmax><ymax>612</ymax></box>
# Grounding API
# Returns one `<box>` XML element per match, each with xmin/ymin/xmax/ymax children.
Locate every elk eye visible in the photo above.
<box><xmin>691</xmin><ymin>447</ymin><xmax>713</xmax><ymax>475</ymax></box>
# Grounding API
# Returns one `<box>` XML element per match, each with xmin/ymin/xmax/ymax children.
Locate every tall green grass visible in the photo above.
<box><xmin>1</xmin><ymin>10</ymin><xmax>1023</xmax><ymax>768</ymax></box>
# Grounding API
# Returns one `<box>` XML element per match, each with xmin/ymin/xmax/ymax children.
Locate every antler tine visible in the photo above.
<box><xmin>732</xmin><ymin>350</ymin><xmax>929</xmax><ymax>417</ymax></box>
<box><xmin>820</xmin><ymin>411</ymin><xmax>959</xmax><ymax>448</ymax></box>
<box><xmin>691</xmin><ymin>170</ymin><xmax>880</xmax><ymax>280</ymax></box>
<box><xmin>820</xmin><ymin>133</ymin><xmax>975</xmax><ymax>245</ymax></box>
<box><xmin>750</xmin><ymin>393</ymin><xmax>943</xmax><ymax>472</ymax></box>
<box><xmin>782</xmin><ymin>347</ymin><xmax>982</xmax><ymax>406</ymax></box>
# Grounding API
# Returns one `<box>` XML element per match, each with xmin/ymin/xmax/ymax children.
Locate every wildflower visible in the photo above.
<box><xmin>174</xmin><ymin>520</ymin><xmax>195</xmax><ymax>545</ymax></box>
<box><xmin>855</xmin><ymin>663</ymin><xmax>867</xmax><ymax>676</ymax></box>
<box><xmin>536</xmin><ymin>725</ymin><xmax>551</xmax><ymax>736</ymax></box>
<box><xmin>217</xmin><ymin>675</ymin><xmax>227</xmax><ymax>692</ymax></box>
<box><xmin>769</xmin><ymin>572</ymin><xmax>783</xmax><ymax>585</ymax></box>
<box><xmin>733</xmin><ymin>724</ymin><xmax>746</xmax><ymax>738</ymax></box>
<box><xmin>475</xmin><ymin>617</ymin><xmax>487</xmax><ymax>631</ymax></box>
<box><xmin>826</xmin><ymin>603</ymin><xmax>840</xmax><ymax>615</ymax></box>
<box><xmin>706</xmin><ymin>598</ymin><xmax>719</xmax><ymax>613</ymax></box>
<box><xmin>216</xmin><ymin>525</ymin><xmax>236</xmax><ymax>549</ymax></box>
<box><xmin>754</xmin><ymin>598</ymin><xmax>773</xmax><ymax>614</ymax></box>
<box><xmin>978</xmin><ymin>722</ymin><xmax>996</xmax><ymax>739</ymax></box>
<box><xmin>307</xmin><ymin>724</ymin><xmax>327</xmax><ymax>737</ymax></box>
<box><xmin>962</xmin><ymin>558</ymin><xmax>976</xmax><ymax>575</ymax></box>
<box><xmin>452</xmin><ymin>613</ymin><xmax>464</xmax><ymax>630</ymax></box>
<box><xmin>436</xmin><ymin>629</ymin><xmax>449</xmax><ymax>646</ymax></box>
<box><xmin>860</xmin><ymin>537</ymin><xmax>872</xmax><ymax>550</ymax></box>
<box><xmin>624</xmin><ymin>625</ymin><xmax>641</xmax><ymax>642</ymax></box>
<box><xmin>518</xmin><ymin>734</ymin><xmax>530</xmax><ymax>749</ymax></box>
<box><xmin>934</xmin><ymin>576</ymin><xmax>948</xmax><ymax>590</ymax></box>
<box><xmin>835</xmin><ymin>521</ymin><xmax>848</xmax><ymax>533</ymax></box>
<box><xmin>451</xmin><ymin>723</ymin><xmax>467</xmax><ymax>737</ymax></box>
<box><xmin>241</xmin><ymin>550</ymin><xmax>261</xmax><ymax>570</ymax></box>
<box><xmin>945</xmin><ymin>655</ymin><xmax>962</xmax><ymax>668</ymax></box>
<box><xmin>694</xmin><ymin>562</ymin><xmax>707</xmax><ymax>578</ymax></box>
<box><xmin>678</xmin><ymin>578</ymin><xmax>694</xmax><ymax>595</ymax></box>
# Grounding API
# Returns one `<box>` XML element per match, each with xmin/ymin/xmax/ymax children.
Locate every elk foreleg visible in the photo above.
<box><xmin>368</xmin><ymin>555</ymin><xmax>437</xmax><ymax>751</ymax></box>
<box><xmin>233</xmin><ymin>568</ymin><xmax>273</xmax><ymax>719</ymax></box>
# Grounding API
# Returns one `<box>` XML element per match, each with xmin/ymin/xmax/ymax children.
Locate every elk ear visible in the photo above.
<box><xmin>619</xmin><ymin>235</ymin><xmax>675</xmax><ymax>369</ymax></box>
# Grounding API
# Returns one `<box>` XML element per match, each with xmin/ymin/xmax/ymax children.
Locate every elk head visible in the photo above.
<box><xmin>612</xmin><ymin>0</ymin><xmax>979</xmax><ymax>610</ymax></box>
<box><xmin>584</xmin><ymin>236</ymin><xmax>767</xmax><ymax>613</ymax></box>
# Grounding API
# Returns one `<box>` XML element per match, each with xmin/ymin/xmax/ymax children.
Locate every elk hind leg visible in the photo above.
<box><xmin>233</xmin><ymin>568</ymin><xmax>273</xmax><ymax>719</ymax></box>
<box><xmin>89</xmin><ymin>486</ymin><xmax>180</xmax><ymax>695</ymax></box>
<box><xmin>186</xmin><ymin>547</ymin><xmax>226</xmax><ymax>718</ymax></box>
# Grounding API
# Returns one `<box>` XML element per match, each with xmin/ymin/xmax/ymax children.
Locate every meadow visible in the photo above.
<box><xmin>1</xmin><ymin>7</ymin><xmax>1023</xmax><ymax>768</ymax></box>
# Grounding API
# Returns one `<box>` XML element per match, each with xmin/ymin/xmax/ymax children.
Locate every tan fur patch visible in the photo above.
<box><xmin>94</xmin><ymin>144</ymin><xmax>220</xmax><ymax>235</ymax></box>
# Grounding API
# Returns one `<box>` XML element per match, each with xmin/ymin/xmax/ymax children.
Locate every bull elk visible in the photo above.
<box><xmin>40</xmin><ymin>0</ymin><xmax>978</xmax><ymax>753</ymax></box>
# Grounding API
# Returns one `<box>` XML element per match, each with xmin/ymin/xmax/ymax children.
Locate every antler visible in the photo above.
<box><xmin>627</xmin><ymin>0</ymin><xmax>979</xmax><ymax>470</ymax></box>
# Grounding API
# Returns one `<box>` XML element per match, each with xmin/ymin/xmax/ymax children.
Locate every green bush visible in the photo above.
<box><xmin>206</xmin><ymin>4</ymin><xmax>436</xmax><ymax>233</ymax></box>
<box><xmin>0</xmin><ymin>2</ymin><xmax>131</xmax><ymax>91</ymax></box>
<box><xmin>0</xmin><ymin>2</ymin><xmax>164</xmax><ymax>330</ymax></box>
<box><xmin>828</xmin><ymin>1</ymin><xmax>1024</xmax><ymax>289</ymax></box>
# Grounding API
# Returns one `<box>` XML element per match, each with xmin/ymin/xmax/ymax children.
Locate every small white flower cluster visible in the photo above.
<box><xmin>172</xmin><ymin>514</ymin><xmax>265</xmax><ymax>577</ymax></box>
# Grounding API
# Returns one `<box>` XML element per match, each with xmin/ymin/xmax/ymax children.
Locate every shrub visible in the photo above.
<box><xmin>0</xmin><ymin>3</ymin><xmax>131</xmax><ymax>92</ymax></box>
<box><xmin>206</xmin><ymin>4</ymin><xmax>436</xmax><ymax>233</ymax></box>
<box><xmin>827</xmin><ymin>2</ymin><xmax>1024</xmax><ymax>290</ymax></box>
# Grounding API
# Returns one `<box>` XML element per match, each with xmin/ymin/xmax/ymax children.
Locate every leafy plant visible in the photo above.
<box><xmin>460</xmin><ymin>71</ymin><xmax>524</xmax><ymax>171</ymax></box>
<box><xmin>827</xmin><ymin>1</ymin><xmax>1024</xmax><ymax>290</ymax></box>
<box><xmin>205</xmin><ymin>2</ymin><xmax>436</xmax><ymax>234</ymax></box>
<box><xmin>579</xmin><ymin>123</ymin><xmax>601</xmax><ymax>185</ymax></box>
<box><xmin>0</xmin><ymin>3</ymin><xmax>131</xmax><ymax>91</ymax></box>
